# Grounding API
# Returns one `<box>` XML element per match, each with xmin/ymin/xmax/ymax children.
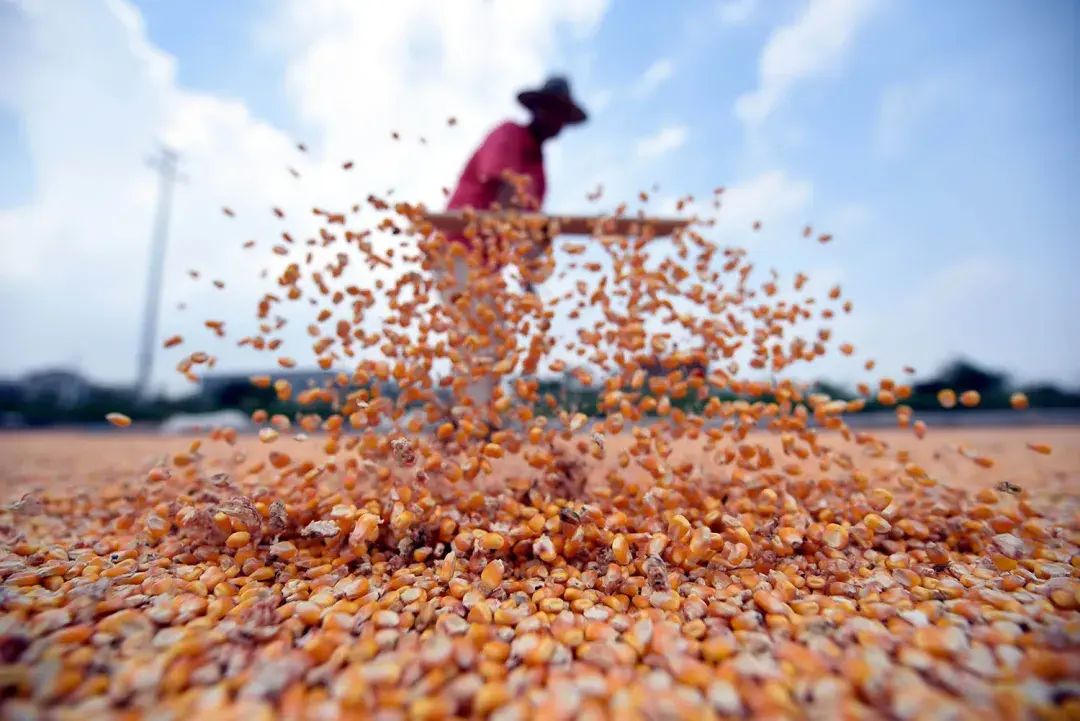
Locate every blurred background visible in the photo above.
<box><xmin>0</xmin><ymin>0</ymin><xmax>1077</xmax><ymax>430</ymax></box>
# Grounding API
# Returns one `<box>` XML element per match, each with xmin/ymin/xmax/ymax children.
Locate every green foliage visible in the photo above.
<box><xmin>912</xmin><ymin>358</ymin><xmax>1009</xmax><ymax>396</ymax></box>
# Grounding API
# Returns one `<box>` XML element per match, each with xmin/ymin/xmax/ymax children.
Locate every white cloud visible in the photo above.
<box><xmin>635</xmin><ymin>125</ymin><xmax>688</xmax><ymax>159</ymax></box>
<box><xmin>634</xmin><ymin>58</ymin><xmax>675</xmax><ymax>97</ymax></box>
<box><xmin>876</xmin><ymin>77</ymin><xmax>948</xmax><ymax>158</ymax></box>
<box><xmin>805</xmin><ymin>253</ymin><xmax>1080</xmax><ymax>387</ymax></box>
<box><xmin>716</xmin><ymin>170</ymin><xmax>813</xmax><ymax>231</ymax></box>
<box><xmin>717</xmin><ymin>0</ymin><xmax>758</xmax><ymax>26</ymax></box>
<box><xmin>822</xmin><ymin>202</ymin><xmax>872</xmax><ymax>237</ymax></box>
<box><xmin>855</xmin><ymin>256</ymin><xmax>1013</xmax><ymax>380</ymax></box>
<box><xmin>589</xmin><ymin>88</ymin><xmax>614</xmax><ymax>114</ymax></box>
<box><xmin>0</xmin><ymin>0</ymin><xmax>611</xmax><ymax>389</ymax></box>
<box><xmin>735</xmin><ymin>0</ymin><xmax>877</xmax><ymax>126</ymax></box>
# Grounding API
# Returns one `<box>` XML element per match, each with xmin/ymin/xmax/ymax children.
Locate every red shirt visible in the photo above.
<box><xmin>444</xmin><ymin>122</ymin><xmax>546</xmax><ymax>266</ymax></box>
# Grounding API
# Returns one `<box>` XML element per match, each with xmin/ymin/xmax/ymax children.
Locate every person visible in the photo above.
<box><xmin>430</xmin><ymin>76</ymin><xmax>588</xmax><ymax>432</ymax></box>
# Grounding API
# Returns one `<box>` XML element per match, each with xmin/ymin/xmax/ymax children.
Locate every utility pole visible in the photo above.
<box><xmin>135</xmin><ymin>147</ymin><xmax>181</xmax><ymax>403</ymax></box>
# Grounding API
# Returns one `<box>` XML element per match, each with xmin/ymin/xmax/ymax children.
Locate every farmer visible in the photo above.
<box><xmin>430</xmin><ymin>76</ymin><xmax>588</xmax><ymax>429</ymax></box>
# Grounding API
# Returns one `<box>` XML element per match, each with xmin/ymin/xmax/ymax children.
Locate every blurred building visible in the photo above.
<box><xmin>19</xmin><ymin>368</ymin><xmax>92</xmax><ymax>409</ymax></box>
<box><xmin>161</xmin><ymin>409</ymin><xmax>255</xmax><ymax>435</ymax></box>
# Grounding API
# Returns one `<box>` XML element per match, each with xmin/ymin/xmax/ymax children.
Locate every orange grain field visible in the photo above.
<box><xmin>2</xmin><ymin>163</ymin><xmax>1079</xmax><ymax>719</ymax></box>
<box><xmin>2</xmin><ymin>427</ymin><xmax>1078</xmax><ymax>505</ymax></box>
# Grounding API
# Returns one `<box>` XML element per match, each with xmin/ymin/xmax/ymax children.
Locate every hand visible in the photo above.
<box><xmin>524</xmin><ymin>226</ymin><xmax>552</xmax><ymax>263</ymax></box>
<box><xmin>541</xmin><ymin>220</ymin><xmax>556</xmax><ymax>247</ymax></box>
<box><xmin>530</xmin><ymin>227</ymin><xmax>551</xmax><ymax>254</ymax></box>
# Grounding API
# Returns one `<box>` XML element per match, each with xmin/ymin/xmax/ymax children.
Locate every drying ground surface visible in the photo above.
<box><xmin>0</xmin><ymin>426</ymin><xmax>1078</xmax><ymax>720</ymax></box>
<box><xmin>2</xmin><ymin>427</ymin><xmax>1078</xmax><ymax>504</ymax></box>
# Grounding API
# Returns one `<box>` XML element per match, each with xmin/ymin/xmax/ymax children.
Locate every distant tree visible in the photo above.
<box><xmin>813</xmin><ymin>381</ymin><xmax>852</xmax><ymax>400</ymax></box>
<box><xmin>914</xmin><ymin>358</ymin><xmax>1008</xmax><ymax>396</ymax></box>
<box><xmin>1021</xmin><ymin>382</ymin><xmax>1080</xmax><ymax>408</ymax></box>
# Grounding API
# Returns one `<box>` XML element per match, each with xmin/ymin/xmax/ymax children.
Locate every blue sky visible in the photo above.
<box><xmin>0</xmin><ymin>0</ymin><xmax>1077</xmax><ymax>392</ymax></box>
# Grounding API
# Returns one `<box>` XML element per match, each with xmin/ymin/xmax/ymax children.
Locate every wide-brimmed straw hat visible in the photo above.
<box><xmin>517</xmin><ymin>76</ymin><xmax>588</xmax><ymax>125</ymax></box>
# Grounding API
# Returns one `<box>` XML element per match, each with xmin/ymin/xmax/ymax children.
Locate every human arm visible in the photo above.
<box><xmin>519</xmin><ymin>220</ymin><xmax>556</xmax><ymax>295</ymax></box>
<box><xmin>499</xmin><ymin>182</ymin><xmax>553</xmax><ymax>261</ymax></box>
<box><xmin>475</xmin><ymin>123</ymin><xmax>542</xmax><ymax>212</ymax></box>
<box><xmin>475</xmin><ymin>124</ymin><xmax>550</xmax><ymax>287</ymax></box>
<box><xmin>476</xmin><ymin>125</ymin><xmax>519</xmax><ymax>199</ymax></box>
<box><xmin>494</xmin><ymin>181</ymin><xmax>518</xmax><ymax>210</ymax></box>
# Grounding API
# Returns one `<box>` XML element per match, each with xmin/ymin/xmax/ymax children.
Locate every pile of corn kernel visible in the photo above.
<box><xmin>1</xmin><ymin>180</ymin><xmax>1078</xmax><ymax>721</ymax></box>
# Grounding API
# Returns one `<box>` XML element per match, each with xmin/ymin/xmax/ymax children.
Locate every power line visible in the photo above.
<box><xmin>134</xmin><ymin>147</ymin><xmax>183</xmax><ymax>402</ymax></box>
